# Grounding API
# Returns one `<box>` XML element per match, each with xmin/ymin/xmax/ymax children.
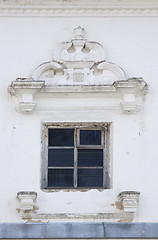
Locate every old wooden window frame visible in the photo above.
<box><xmin>41</xmin><ymin>122</ymin><xmax>111</xmax><ymax>190</ymax></box>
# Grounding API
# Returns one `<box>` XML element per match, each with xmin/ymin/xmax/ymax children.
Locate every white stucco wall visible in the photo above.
<box><xmin>0</xmin><ymin>0</ymin><xmax>158</xmax><ymax>223</ymax></box>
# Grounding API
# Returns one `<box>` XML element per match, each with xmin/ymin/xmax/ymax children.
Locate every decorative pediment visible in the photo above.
<box><xmin>9</xmin><ymin>27</ymin><xmax>147</xmax><ymax>114</ymax></box>
<box><xmin>32</xmin><ymin>26</ymin><xmax>126</xmax><ymax>86</ymax></box>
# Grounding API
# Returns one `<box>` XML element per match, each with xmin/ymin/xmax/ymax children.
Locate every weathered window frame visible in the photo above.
<box><xmin>41</xmin><ymin>122</ymin><xmax>111</xmax><ymax>190</ymax></box>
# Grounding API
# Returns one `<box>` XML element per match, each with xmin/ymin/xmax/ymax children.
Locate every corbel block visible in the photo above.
<box><xmin>17</xmin><ymin>191</ymin><xmax>37</xmax><ymax>212</ymax></box>
<box><xmin>118</xmin><ymin>191</ymin><xmax>140</xmax><ymax>213</ymax></box>
<box><xmin>9</xmin><ymin>79</ymin><xmax>45</xmax><ymax>113</ymax></box>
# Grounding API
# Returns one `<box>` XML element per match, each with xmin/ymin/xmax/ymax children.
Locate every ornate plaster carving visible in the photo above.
<box><xmin>32</xmin><ymin>26</ymin><xmax>126</xmax><ymax>86</ymax></box>
<box><xmin>0</xmin><ymin>0</ymin><xmax>158</xmax><ymax>17</ymax></box>
<box><xmin>16</xmin><ymin>191</ymin><xmax>139</xmax><ymax>222</ymax></box>
<box><xmin>9</xmin><ymin>27</ymin><xmax>147</xmax><ymax>114</ymax></box>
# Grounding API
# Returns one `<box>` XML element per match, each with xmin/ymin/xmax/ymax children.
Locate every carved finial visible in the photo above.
<box><xmin>73</xmin><ymin>26</ymin><xmax>84</xmax><ymax>39</ymax></box>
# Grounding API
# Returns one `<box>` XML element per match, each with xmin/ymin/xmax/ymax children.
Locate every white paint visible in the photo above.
<box><xmin>0</xmin><ymin>0</ymin><xmax>157</xmax><ymax>224</ymax></box>
<box><xmin>123</xmin><ymin>94</ymin><xmax>135</xmax><ymax>102</ymax></box>
<box><xmin>22</xmin><ymin>94</ymin><xmax>33</xmax><ymax>103</ymax></box>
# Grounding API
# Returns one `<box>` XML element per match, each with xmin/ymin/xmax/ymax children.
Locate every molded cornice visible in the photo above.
<box><xmin>0</xmin><ymin>0</ymin><xmax>158</xmax><ymax>17</ymax></box>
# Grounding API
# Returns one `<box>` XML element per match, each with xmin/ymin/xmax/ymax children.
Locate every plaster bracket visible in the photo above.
<box><xmin>9</xmin><ymin>79</ymin><xmax>45</xmax><ymax>113</ymax></box>
<box><xmin>17</xmin><ymin>191</ymin><xmax>37</xmax><ymax>213</ymax></box>
<box><xmin>114</xmin><ymin>78</ymin><xmax>147</xmax><ymax>113</ymax></box>
<box><xmin>118</xmin><ymin>191</ymin><xmax>140</xmax><ymax>213</ymax></box>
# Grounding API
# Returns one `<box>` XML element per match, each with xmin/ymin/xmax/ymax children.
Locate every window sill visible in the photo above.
<box><xmin>42</xmin><ymin>187</ymin><xmax>107</xmax><ymax>192</ymax></box>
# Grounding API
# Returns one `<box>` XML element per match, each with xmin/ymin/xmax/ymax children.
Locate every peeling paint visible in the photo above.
<box><xmin>115</xmin><ymin>201</ymin><xmax>122</xmax><ymax>210</ymax></box>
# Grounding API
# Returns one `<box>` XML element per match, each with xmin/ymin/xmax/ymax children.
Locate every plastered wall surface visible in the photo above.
<box><xmin>0</xmin><ymin>14</ymin><xmax>158</xmax><ymax>223</ymax></box>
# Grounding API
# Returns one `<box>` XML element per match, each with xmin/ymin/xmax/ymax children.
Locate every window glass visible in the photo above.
<box><xmin>77</xmin><ymin>169</ymin><xmax>103</xmax><ymax>187</ymax></box>
<box><xmin>48</xmin><ymin>169</ymin><xmax>74</xmax><ymax>187</ymax></box>
<box><xmin>80</xmin><ymin>130</ymin><xmax>101</xmax><ymax>145</ymax></box>
<box><xmin>48</xmin><ymin>149</ymin><xmax>74</xmax><ymax>167</ymax></box>
<box><xmin>78</xmin><ymin>149</ymin><xmax>103</xmax><ymax>167</ymax></box>
<box><xmin>49</xmin><ymin>129</ymin><xmax>74</xmax><ymax>146</ymax></box>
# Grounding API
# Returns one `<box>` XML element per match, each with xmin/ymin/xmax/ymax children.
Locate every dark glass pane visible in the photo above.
<box><xmin>48</xmin><ymin>149</ymin><xmax>74</xmax><ymax>167</ymax></box>
<box><xmin>49</xmin><ymin>129</ymin><xmax>74</xmax><ymax>146</ymax></box>
<box><xmin>80</xmin><ymin>130</ymin><xmax>101</xmax><ymax>145</ymax></box>
<box><xmin>77</xmin><ymin>169</ymin><xmax>103</xmax><ymax>187</ymax></box>
<box><xmin>78</xmin><ymin>149</ymin><xmax>103</xmax><ymax>167</ymax></box>
<box><xmin>48</xmin><ymin>169</ymin><xmax>73</xmax><ymax>187</ymax></box>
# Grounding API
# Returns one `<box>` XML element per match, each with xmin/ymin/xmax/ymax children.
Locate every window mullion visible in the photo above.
<box><xmin>74</xmin><ymin>128</ymin><xmax>77</xmax><ymax>188</ymax></box>
<box><xmin>45</xmin><ymin>127</ymin><xmax>49</xmax><ymax>188</ymax></box>
<box><xmin>103</xmin><ymin>129</ymin><xmax>106</xmax><ymax>188</ymax></box>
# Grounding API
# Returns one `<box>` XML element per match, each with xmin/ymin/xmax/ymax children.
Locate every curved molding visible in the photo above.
<box><xmin>32</xmin><ymin>61</ymin><xmax>64</xmax><ymax>80</ymax></box>
<box><xmin>0</xmin><ymin>0</ymin><xmax>158</xmax><ymax>17</ymax></box>
<box><xmin>85</xmin><ymin>42</ymin><xmax>105</xmax><ymax>62</ymax></box>
<box><xmin>94</xmin><ymin>61</ymin><xmax>126</xmax><ymax>80</ymax></box>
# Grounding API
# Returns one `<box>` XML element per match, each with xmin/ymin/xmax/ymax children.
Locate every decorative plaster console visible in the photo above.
<box><xmin>17</xmin><ymin>192</ymin><xmax>37</xmax><ymax>212</ymax></box>
<box><xmin>9</xmin><ymin>27</ymin><xmax>147</xmax><ymax>114</ymax></box>
<box><xmin>118</xmin><ymin>191</ymin><xmax>140</xmax><ymax>213</ymax></box>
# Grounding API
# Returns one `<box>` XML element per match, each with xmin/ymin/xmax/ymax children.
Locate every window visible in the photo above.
<box><xmin>41</xmin><ymin>123</ymin><xmax>110</xmax><ymax>189</ymax></box>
